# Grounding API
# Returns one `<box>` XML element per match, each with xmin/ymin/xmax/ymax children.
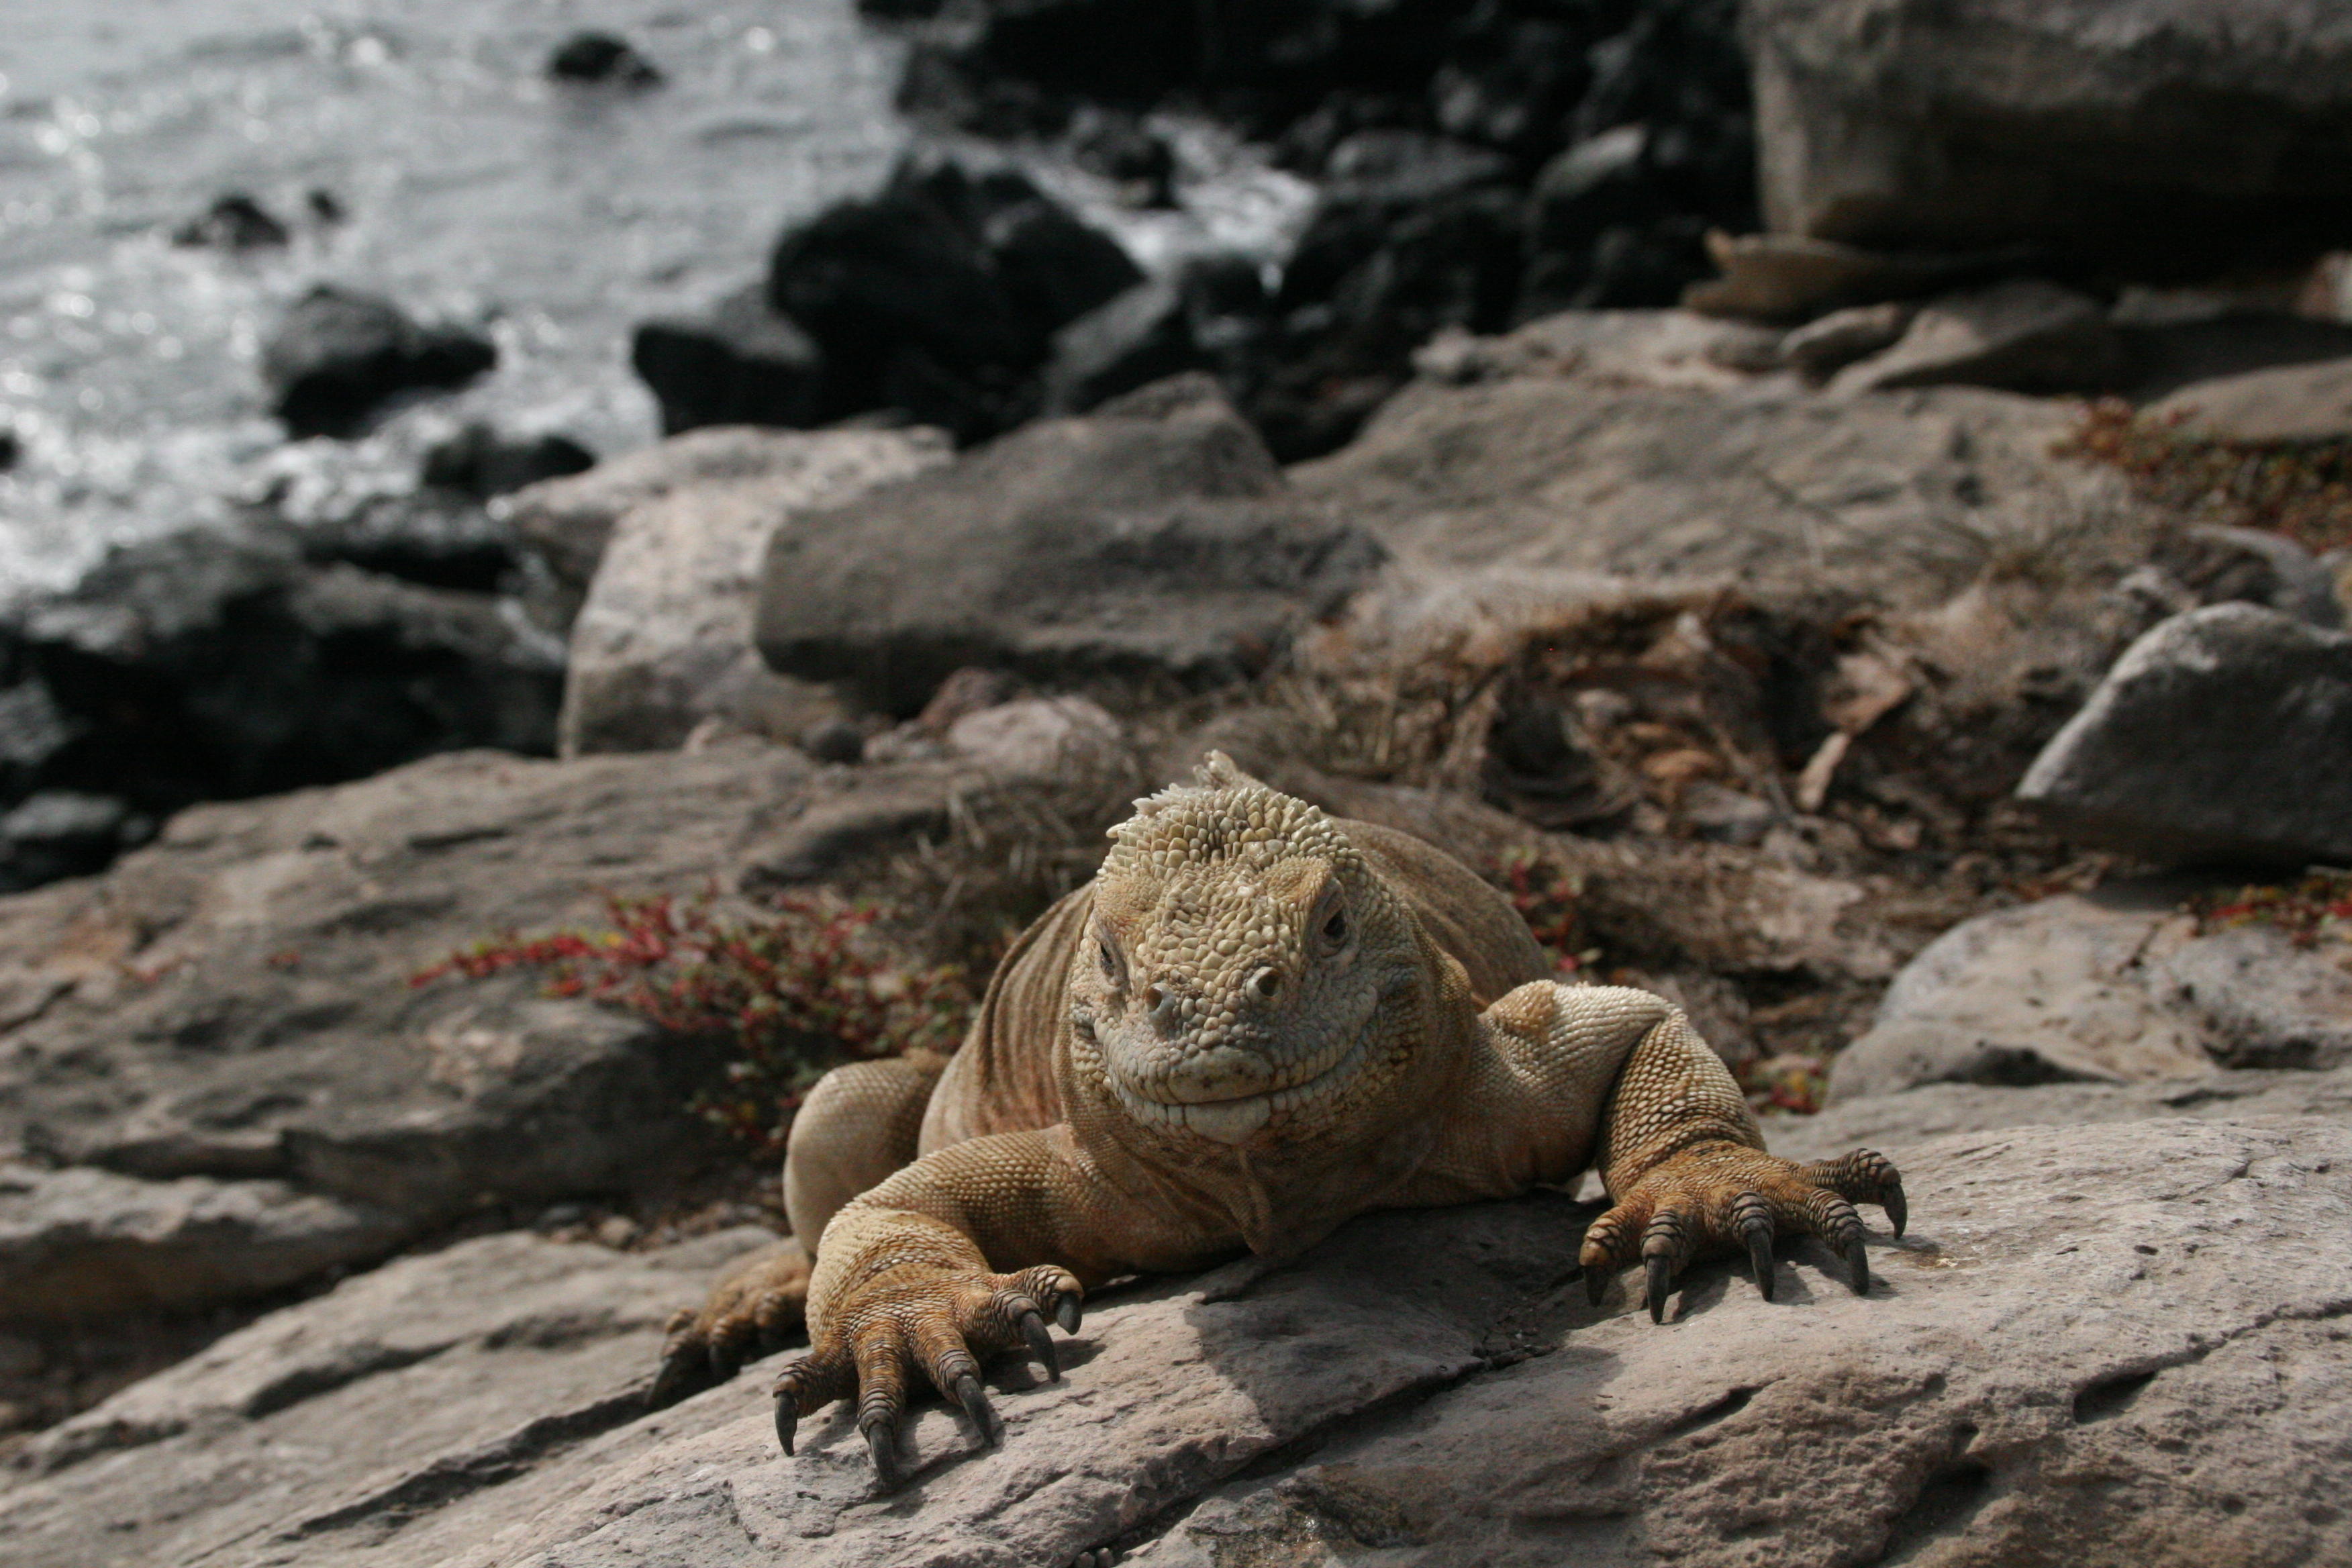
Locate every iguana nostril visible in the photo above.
<box><xmin>1249</xmin><ymin>967</ymin><xmax>1281</xmax><ymax>1001</ymax></box>
<box><xmin>1144</xmin><ymin>983</ymin><xmax>1174</xmax><ymax>1018</ymax></box>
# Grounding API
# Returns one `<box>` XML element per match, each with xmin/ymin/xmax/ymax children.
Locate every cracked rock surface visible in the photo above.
<box><xmin>5</xmin><ymin>1120</ymin><xmax>2346</xmax><ymax>1567</ymax></box>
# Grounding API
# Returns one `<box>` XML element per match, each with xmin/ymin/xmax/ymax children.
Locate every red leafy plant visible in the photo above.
<box><xmin>2188</xmin><ymin>870</ymin><xmax>2352</xmax><ymax>950</ymax></box>
<box><xmin>414</xmin><ymin>892</ymin><xmax>974</xmax><ymax>1157</ymax></box>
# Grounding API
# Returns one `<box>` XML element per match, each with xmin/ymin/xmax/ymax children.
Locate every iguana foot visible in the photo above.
<box><xmin>1579</xmin><ymin>1144</ymin><xmax>1905</xmax><ymax>1322</ymax></box>
<box><xmin>773</xmin><ymin>1263</ymin><xmax>1083</xmax><ymax>1488</ymax></box>
<box><xmin>648</xmin><ymin>1240</ymin><xmax>813</xmax><ymax>1408</ymax></box>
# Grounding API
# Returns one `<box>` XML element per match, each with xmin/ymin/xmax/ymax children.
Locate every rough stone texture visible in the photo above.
<box><xmin>1410</xmin><ymin>309</ymin><xmax>1785</xmax><ymax>389</ymax></box>
<box><xmin>2143</xmin><ymin>356</ymin><xmax>2352</xmax><ymax>445</ymax></box>
<box><xmin>0</xmin><ymin>742</ymin><xmax>995</xmax><ymax>1317</ymax></box>
<box><xmin>7</xmin><ymin>1122</ymin><xmax>2349</xmax><ymax>1568</ymax></box>
<box><xmin>2016</xmin><ymin>603</ymin><xmax>2352</xmax><ymax>867</ymax></box>
<box><xmin>1680</xmin><ymin>230</ymin><xmax>2008</xmax><ymax>322</ymax></box>
<box><xmin>0</xmin><ymin>1165</ymin><xmax>404</xmax><ymax>1322</ymax></box>
<box><xmin>1832</xmin><ymin>883</ymin><xmax>2352</xmax><ymax>1102</ymax></box>
<box><xmin>1744</xmin><ymin>0</ymin><xmax>2352</xmax><ymax>273</ymax></box>
<box><xmin>1829</xmin><ymin>281</ymin><xmax>2120</xmax><ymax>396</ymax></box>
<box><xmin>753</xmin><ymin>375</ymin><xmax>1387</xmax><ymax>712</ymax></box>
<box><xmin>1771</xmin><ymin>1063</ymin><xmax>2352</xmax><ymax>1167</ymax></box>
<box><xmin>558</xmin><ymin>430</ymin><xmax>947</xmax><ymax>756</ymax></box>
<box><xmin>1781</xmin><ymin>299</ymin><xmax>1914</xmax><ymax>379</ymax></box>
<box><xmin>504</xmin><ymin>426</ymin><xmax>917</xmax><ymax>630</ymax></box>
<box><xmin>1290</xmin><ymin>330</ymin><xmax>2159</xmax><ymax>615</ymax></box>
<box><xmin>260</xmin><ymin>287</ymin><xmax>496</xmax><ymax>440</ymax></box>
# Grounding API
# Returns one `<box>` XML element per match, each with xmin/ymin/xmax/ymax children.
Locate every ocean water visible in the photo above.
<box><xmin>0</xmin><ymin>0</ymin><xmax>911</xmax><ymax>601</ymax></box>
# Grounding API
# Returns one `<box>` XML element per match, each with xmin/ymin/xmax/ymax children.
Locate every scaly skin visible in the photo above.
<box><xmin>652</xmin><ymin>754</ymin><xmax>1905</xmax><ymax>1486</ymax></box>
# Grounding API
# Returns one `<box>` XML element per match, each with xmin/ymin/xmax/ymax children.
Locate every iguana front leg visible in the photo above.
<box><xmin>1418</xmin><ymin>985</ymin><xmax>1905</xmax><ymax>1322</ymax></box>
<box><xmin>1579</xmin><ymin>995</ymin><xmax>1905</xmax><ymax>1319</ymax></box>
<box><xmin>773</xmin><ymin>1125</ymin><xmax>1188</xmax><ymax>1485</ymax></box>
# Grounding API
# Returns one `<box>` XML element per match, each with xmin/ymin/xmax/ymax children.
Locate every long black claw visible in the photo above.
<box><xmin>1020</xmin><ymin>1310</ymin><xmax>1061</xmax><ymax>1381</ymax></box>
<box><xmin>775</xmin><ymin>1391</ymin><xmax>797</xmax><ymax>1455</ymax></box>
<box><xmin>863</xmin><ymin>1420</ymin><xmax>899</xmax><ymax>1487</ymax></box>
<box><xmin>1884</xmin><ymin>1181</ymin><xmax>1908</xmax><ymax>1239</ymax></box>
<box><xmin>1844</xmin><ymin>1236</ymin><xmax>1871</xmax><ymax>1296</ymax></box>
<box><xmin>952</xmin><ymin>1373</ymin><xmax>1003</xmax><ymax>1446</ymax></box>
<box><xmin>1056</xmin><ymin>1295</ymin><xmax>1083</xmax><ymax>1334</ymax></box>
<box><xmin>1644</xmin><ymin>1254</ymin><xmax>1673</xmax><ymax>1324</ymax></box>
<box><xmin>1585</xmin><ymin>1265</ymin><xmax>1609</xmax><ymax>1308</ymax></box>
<box><xmin>1744</xmin><ymin>1223</ymin><xmax>1776</xmax><ymax>1302</ymax></box>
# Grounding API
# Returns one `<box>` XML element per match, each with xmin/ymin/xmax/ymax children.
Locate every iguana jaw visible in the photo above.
<box><xmin>1097</xmin><ymin>1024</ymin><xmax>1378</xmax><ymax>1146</ymax></box>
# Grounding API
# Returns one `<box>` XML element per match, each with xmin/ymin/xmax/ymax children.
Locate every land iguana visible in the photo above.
<box><xmin>651</xmin><ymin>754</ymin><xmax>1905</xmax><ymax>1484</ymax></box>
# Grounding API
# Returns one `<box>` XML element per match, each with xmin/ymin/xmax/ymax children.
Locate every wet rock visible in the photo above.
<box><xmin>630</xmin><ymin>285</ymin><xmax>827</xmax><ymax>436</ymax></box>
<box><xmin>2141</xmin><ymin>355</ymin><xmax>2352</xmax><ymax>445</ymax></box>
<box><xmin>261</xmin><ymin>287</ymin><xmax>497</xmax><ymax>440</ymax></box>
<box><xmin>418</xmin><ymin>423</ymin><xmax>595</xmax><ymax>501</ymax></box>
<box><xmin>170</xmin><ymin>193</ymin><xmax>289</xmax><ymax>250</ymax></box>
<box><xmin>1829</xmin><ymin>280</ymin><xmax>2122</xmax><ymax>397</ymax></box>
<box><xmin>0</xmin><ymin>1165</ymin><xmax>403</xmax><ymax>1322</ymax></box>
<box><xmin>1832</xmin><ymin>880</ymin><xmax>2352</xmax><ymax>1101</ymax></box>
<box><xmin>1042</xmin><ymin>256</ymin><xmax>1271</xmax><ymax>415</ymax></box>
<box><xmin>546</xmin><ymin>31</ymin><xmax>662</xmax><ymax>87</ymax></box>
<box><xmin>559</xmin><ymin>428</ymin><xmax>948</xmax><ymax>756</ymax></box>
<box><xmin>1069</xmin><ymin>107</ymin><xmax>1177</xmax><ymax>207</ymax></box>
<box><xmin>753</xmin><ymin>375</ymin><xmax>1385</xmax><ymax>712</ymax></box>
<box><xmin>0</xmin><ymin>791</ymin><xmax>136</xmax><ymax>891</ymax></box>
<box><xmin>2017</xmin><ymin>603</ymin><xmax>2352</xmax><ymax>867</ymax></box>
<box><xmin>11</xmin><ymin>528</ymin><xmax>563</xmax><ymax>819</ymax></box>
<box><xmin>9</xmin><ymin>1122</ymin><xmax>2349</xmax><ymax>1568</ymax></box>
<box><xmin>765</xmin><ymin>158</ymin><xmax>1136</xmax><ymax>442</ymax></box>
<box><xmin>1781</xmin><ymin>301</ymin><xmax>1913</xmax><ymax>381</ymax></box>
<box><xmin>1745</xmin><ymin>0</ymin><xmax>2352</xmax><ymax>273</ymax></box>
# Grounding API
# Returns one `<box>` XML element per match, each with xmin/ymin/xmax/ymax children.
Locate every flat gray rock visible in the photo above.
<box><xmin>1833</xmin><ymin>883</ymin><xmax>2352</xmax><ymax>1101</ymax></box>
<box><xmin>1829</xmin><ymin>281</ymin><xmax>2119</xmax><ymax>396</ymax></box>
<box><xmin>2143</xmin><ymin>356</ymin><xmax>2352</xmax><ymax>445</ymax></box>
<box><xmin>752</xmin><ymin>375</ymin><xmax>1386</xmax><ymax>713</ymax></box>
<box><xmin>2017</xmin><ymin>603</ymin><xmax>2352</xmax><ymax>867</ymax></box>
<box><xmin>6</xmin><ymin>1122</ymin><xmax>2347</xmax><ymax>1568</ymax></box>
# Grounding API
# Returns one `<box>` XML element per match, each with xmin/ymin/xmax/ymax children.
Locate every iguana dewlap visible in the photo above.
<box><xmin>652</xmin><ymin>754</ymin><xmax>1904</xmax><ymax>1485</ymax></box>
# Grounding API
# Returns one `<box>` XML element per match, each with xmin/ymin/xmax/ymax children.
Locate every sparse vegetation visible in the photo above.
<box><xmin>415</xmin><ymin>892</ymin><xmax>975</xmax><ymax>1156</ymax></box>
<box><xmin>2062</xmin><ymin>398</ymin><xmax>2352</xmax><ymax>553</ymax></box>
<box><xmin>2188</xmin><ymin>869</ymin><xmax>2352</xmax><ymax>949</ymax></box>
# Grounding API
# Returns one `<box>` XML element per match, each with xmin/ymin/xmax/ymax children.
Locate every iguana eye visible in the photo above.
<box><xmin>1323</xmin><ymin>908</ymin><xmax>1348</xmax><ymax>943</ymax></box>
<box><xmin>1315</xmin><ymin>888</ymin><xmax>1349</xmax><ymax>950</ymax></box>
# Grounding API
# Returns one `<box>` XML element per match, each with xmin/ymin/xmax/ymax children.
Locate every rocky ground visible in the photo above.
<box><xmin>6</xmin><ymin>0</ymin><xmax>2352</xmax><ymax>1562</ymax></box>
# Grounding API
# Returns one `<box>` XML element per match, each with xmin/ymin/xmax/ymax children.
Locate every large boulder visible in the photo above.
<box><xmin>752</xmin><ymin>375</ymin><xmax>1386</xmax><ymax>713</ymax></box>
<box><xmin>1289</xmin><ymin>317</ymin><xmax>2158</xmax><ymax>614</ymax></box>
<box><xmin>2016</xmin><ymin>603</ymin><xmax>2352</xmax><ymax>867</ymax></box>
<box><xmin>558</xmin><ymin>428</ymin><xmax>948</xmax><ymax>756</ymax></box>
<box><xmin>1831</xmin><ymin>883</ymin><xmax>2352</xmax><ymax>1102</ymax></box>
<box><xmin>1743</xmin><ymin>0</ymin><xmax>2352</xmax><ymax>273</ymax></box>
<box><xmin>5</xmin><ymin>1121</ymin><xmax>2349</xmax><ymax>1567</ymax></box>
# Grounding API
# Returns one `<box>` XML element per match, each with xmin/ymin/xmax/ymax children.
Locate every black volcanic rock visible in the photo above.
<box><xmin>172</xmin><ymin>193</ymin><xmax>290</xmax><ymax>250</ymax></box>
<box><xmin>546</xmin><ymin>31</ymin><xmax>662</xmax><ymax>86</ymax></box>
<box><xmin>261</xmin><ymin>287</ymin><xmax>497</xmax><ymax>439</ymax></box>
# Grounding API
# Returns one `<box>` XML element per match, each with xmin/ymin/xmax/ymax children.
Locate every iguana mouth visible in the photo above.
<box><xmin>1100</xmin><ymin>1026</ymin><xmax>1375</xmax><ymax>1145</ymax></box>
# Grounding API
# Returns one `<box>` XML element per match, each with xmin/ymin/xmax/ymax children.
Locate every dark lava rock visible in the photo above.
<box><xmin>546</xmin><ymin>30</ymin><xmax>662</xmax><ymax>86</ymax></box>
<box><xmin>1044</xmin><ymin>254</ymin><xmax>1271</xmax><ymax>415</ymax></box>
<box><xmin>753</xmin><ymin>373</ymin><xmax>1385</xmax><ymax>712</ymax></box>
<box><xmin>261</xmin><ymin>287</ymin><xmax>497</xmax><ymax>440</ymax></box>
<box><xmin>0</xmin><ymin>426</ymin><xmax>17</xmax><ymax>471</ymax></box>
<box><xmin>2018</xmin><ymin>603</ymin><xmax>2352</xmax><ymax>867</ymax></box>
<box><xmin>170</xmin><ymin>193</ymin><xmax>289</xmax><ymax>250</ymax></box>
<box><xmin>632</xmin><ymin>285</ymin><xmax>826</xmax><ymax>436</ymax></box>
<box><xmin>9</xmin><ymin>528</ymin><xmax>562</xmax><ymax>826</ymax></box>
<box><xmin>0</xmin><ymin>791</ymin><xmax>136</xmax><ymax>891</ymax></box>
<box><xmin>1070</xmin><ymin>107</ymin><xmax>1178</xmax><ymax>206</ymax></box>
<box><xmin>418</xmin><ymin>422</ymin><xmax>595</xmax><ymax>500</ymax></box>
<box><xmin>754</xmin><ymin>156</ymin><xmax>1140</xmax><ymax>442</ymax></box>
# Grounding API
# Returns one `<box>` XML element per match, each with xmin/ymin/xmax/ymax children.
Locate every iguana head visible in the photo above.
<box><xmin>1066</xmin><ymin>754</ymin><xmax>1436</xmax><ymax>1151</ymax></box>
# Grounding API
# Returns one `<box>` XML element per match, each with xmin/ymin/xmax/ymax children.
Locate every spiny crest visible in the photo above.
<box><xmin>1102</xmin><ymin>752</ymin><xmax>1356</xmax><ymax>881</ymax></box>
